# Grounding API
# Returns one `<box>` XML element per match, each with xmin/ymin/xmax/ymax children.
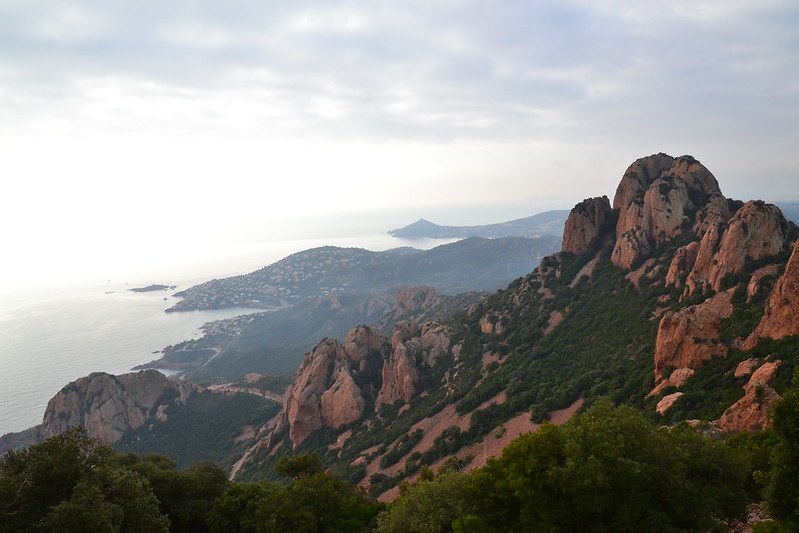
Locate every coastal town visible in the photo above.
<box><xmin>166</xmin><ymin>246</ymin><xmax>399</xmax><ymax>312</ymax></box>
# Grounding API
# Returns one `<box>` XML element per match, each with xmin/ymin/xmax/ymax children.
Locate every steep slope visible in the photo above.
<box><xmin>1</xmin><ymin>370</ymin><xmax>198</xmax><ymax>451</ymax></box>
<box><xmin>168</xmin><ymin>235</ymin><xmax>558</xmax><ymax>312</ymax></box>
<box><xmin>234</xmin><ymin>154</ymin><xmax>799</xmax><ymax>499</ymax></box>
<box><xmin>0</xmin><ymin>370</ymin><xmax>281</xmax><ymax>470</ymax></box>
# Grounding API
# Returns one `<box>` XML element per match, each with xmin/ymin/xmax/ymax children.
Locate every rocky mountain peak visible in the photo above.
<box><xmin>610</xmin><ymin>154</ymin><xmax>726</xmax><ymax>269</ymax></box>
<box><xmin>668</xmin><ymin>200</ymin><xmax>792</xmax><ymax>296</ymax></box>
<box><xmin>37</xmin><ymin>370</ymin><xmax>199</xmax><ymax>444</ymax></box>
<box><xmin>561</xmin><ymin>195</ymin><xmax>614</xmax><ymax>255</ymax></box>
<box><xmin>272</xmin><ymin>319</ymin><xmax>454</xmax><ymax>448</ymax></box>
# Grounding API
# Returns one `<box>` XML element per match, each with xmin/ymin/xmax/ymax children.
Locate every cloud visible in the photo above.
<box><xmin>0</xmin><ymin>1</ymin><xmax>796</xmax><ymax>198</ymax></box>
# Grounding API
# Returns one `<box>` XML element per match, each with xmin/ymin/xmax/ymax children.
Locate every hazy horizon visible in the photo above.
<box><xmin>1</xmin><ymin>1</ymin><xmax>797</xmax><ymax>300</ymax></box>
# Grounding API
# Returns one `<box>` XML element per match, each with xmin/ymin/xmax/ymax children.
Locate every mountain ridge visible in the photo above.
<box><xmin>4</xmin><ymin>153</ymin><xmax>799</xmax><ymax>505</ymax></box>
<box><xmin>388</xmin><ymin>210</ymin><xmax>569</xmax><ymax>239</ymax></box>
<box><xmin>232</xmin><ymin>153</ymin><xmax>799</xmax><ymax>498</ymax></box>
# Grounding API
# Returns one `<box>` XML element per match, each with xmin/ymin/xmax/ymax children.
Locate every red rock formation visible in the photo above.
<box><xmin>611</xmin><ymin>154</ymin><xmax>727</xmax><ymax>269</ymax></box>
<box><xmin>717</xmin><ymin>360</ymin><xmax>781</xmax><ymax>431</ymax></box>
<box><xmin>343</xmin><ymin>325</ymin><xmax>387</xmax><ymax>367</ymax></box>
<box><xmin>685</xmin><ymin>201</ymin><xmax>790</xmax><ymax>294</ymax></box>
<box><xmin>278</xmin><ymin>321</ymin><xmax>453</xmax><ymax>447</ymax></box>
<box><xmin>651</xmin><ymin>290</ymin><xmax>733</xmax><ymax>393</ymax></box>
<box><xmin>656</xmin><ymin>392</ymin><xmax>684</xmax><ymax>415</ymax></box>
<box><xmin>281</xmin><ymin>337</ymin><xmax>373</xmax><ymax>447</ymax></box>
<box><xmin>37</xmin><ymin>370</ymin><xmax>199</xmax><ymax>443</ymax></box>
<box><xmin>561</xmin><ymin>196</ymin><xmax>613</xmax><ymax>255</ymax></box>
<box><xmin>375</xmin><ymin>323</ymin><xmax>423</xmax><ymax>409</ymax></box>
<box><xmin>665</xmin><ymin>241</ymin><xmax>699</xmax><ymax>287</ymax></box>
<box><xmin>745</xmin><ymin>239</ymin><xmax>799</xmax><ymax>348</ymax></box>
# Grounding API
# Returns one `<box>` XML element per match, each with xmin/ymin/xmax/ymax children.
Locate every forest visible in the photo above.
<box><xmin>3</xmin><ymin>389</ymin><xmax>799</xmax><ymax>532</ymax></box>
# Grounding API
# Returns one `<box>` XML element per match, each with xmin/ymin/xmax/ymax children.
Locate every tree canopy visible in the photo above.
<box><xmin>0</xmin><ymin>427</ymin><xmax>168</xmax><ymax>532</ymax></box>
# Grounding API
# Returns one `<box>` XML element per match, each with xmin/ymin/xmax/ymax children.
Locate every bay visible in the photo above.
<box><xmin>0</xmin><ymin>233</ymin><xmax>452</xmax><ymax>436</ymax></box>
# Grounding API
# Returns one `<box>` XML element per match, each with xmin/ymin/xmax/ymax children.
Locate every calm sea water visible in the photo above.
<box><xmin>0</xmin><ymin>233</ymin><xmax>451</xmax><ymax>436</ymax></box>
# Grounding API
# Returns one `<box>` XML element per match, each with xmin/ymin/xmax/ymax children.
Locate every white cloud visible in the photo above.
<box><xmin>0</xmin><ymin>0</ymin><xmax>797</xmax><ymax>291</ymax></box>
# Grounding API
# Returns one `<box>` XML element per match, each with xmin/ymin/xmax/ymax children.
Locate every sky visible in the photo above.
<box><xmin>1</xmin><ymin>0</ymin><xmax>798</xmax><ymax>294</ymax></box>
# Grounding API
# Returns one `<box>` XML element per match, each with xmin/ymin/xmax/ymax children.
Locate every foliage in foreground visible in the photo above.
<box><xmin>208</xmin><ymin>452</ymin><xmax>382</xmax><ymax>533</ymax></box>
<box><xmin>380</xmin><ymin>400</ymin><xmax>749</xmax><ymax>533</ymax></box>
<box><xmin>6</xmin><ymin>395</ymin><xmax>799</xmax><ymax>532</ymax></box>
<box><xmin>0</xmin><ymin>428</ymin><xmax>169</xmax><ymax>532</ymax></box>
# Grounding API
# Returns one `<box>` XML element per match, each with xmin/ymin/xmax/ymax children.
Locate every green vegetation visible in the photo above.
<box><xmin>115</xmin><ymin>391</ymin><xmax>280</xmax><ymax>470</ymax></box>
<box><xmin>461</xmin><ymin>401</ymin><xmax>748</xmax><ymax>532</ymax></box>
<box><xmin>0</xmin><ymin>428</ymin><xmax>169</xmax><ymax>532</ymax></box>
<box><xmin>8</xmin><ymin>399</ymin><xmax>799</xmax><ymax>531</ymax></box>
<box><xmin>760</xmin><ymin>373</ymin><xmax>799</xmax><ymax>529</ymax></box>
<box><xmin>118</xmin><ymin>454</ymin><xmax>228</xmax><ymax>533</ymax></box>
<box><xmin>209</xmin><ymin>452</ymin><xmax>382</xmax><ymax>533</ymax></box>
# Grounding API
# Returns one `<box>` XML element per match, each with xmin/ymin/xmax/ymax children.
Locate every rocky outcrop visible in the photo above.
<box><xmin>277</xmin><ymin>322</ymin><xmax>452</xmax><ymax>447</ymax></box>
<box><xmin>683</xmin><ymin>201</ymin><xmax>791</xmax><ymax>294</ymax></box>
<box><xmin>745</xmin><ymin>239</ymin><xmax>799</xmax><ymax>348</ymax></box>
<box><xmin>37</xmin><ymin>370</ymin><xmax>198</xmax><ymax>443</ymax></box>
<box><xmin>656</xmin><ymin>392</ymin><xmax>684</xmax><ymax>415</ymax></box>
<box><xmin>611</xmin><ymin>154</ymin><xmax>726</xmax><ymax>269</ymax></box>
<box><xmin>717</xmin><ymin>360</ymin><xmax>781</xmax><ymax>431</ymax></box>
<box><xmin>561</xmin><ymin>196</ymin><xmax>613</xmax><ymax>255</ymax></box>
<box><xmin>651</xmin><ymin>290</ymin><xmax>734</xmax><ymax>394</ymax></box>
<box><xmin>281</xmin><ymin>337</ymin><xmax>368</xmax><ymax>447</ymax></box>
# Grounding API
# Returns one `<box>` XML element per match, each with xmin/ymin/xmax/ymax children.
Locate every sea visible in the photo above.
<box><xmin>0</xmin><ymin>233</ymin><xmax>453</xmax><ymax>436</ymax></box>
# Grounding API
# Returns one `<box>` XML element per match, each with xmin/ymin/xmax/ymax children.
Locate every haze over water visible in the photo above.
<box><xmin>0</xmin><ymin>225</ymin><xmax>457</xmax><ymax>436</ymax></box>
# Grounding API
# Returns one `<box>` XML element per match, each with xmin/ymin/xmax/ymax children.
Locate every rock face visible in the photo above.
<box><xmin>561</xmin><ymin>196</ymin><xmax>613</xmax><ymax>255</ymax></box>
<box><xmin>682</xmin><ymin>201</ymin><xmax>791</xmax><ymax>294</ymax></box>
<box><xmin>37</xmin><ymin>370</ymin><xmax>199</xmax><ymax>443</ymax></box>
<box><xmin>717</xmin><ymin>360</ymin><xmax>782</xmax><ymax>431</ymax></box>
<box><xmin>281</xmin><ymin>336</ymin><xmax>369</xmax><ymax>447</ymax></box>
<box><xmin>611</xmin><ymin>154</ymin><xmax>726</xmax><ymax>269</ymax></box>
<box><xmin>745</xmin><ymin>239</ymin><xmax>799</xmax><ymax>347</ymax></box>
<box><xmin>278</xmin><ymin>322</ymin><xmax>451</xmax><ymax>447</ymax></box>
<box><xmin>651</xmin><ymin>291</ymin><xmax>733</xmax><ymax>394</ymax></box>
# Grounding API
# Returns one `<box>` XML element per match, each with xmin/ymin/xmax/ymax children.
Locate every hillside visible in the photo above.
<box><xmin>232</xmin><ymin>154</ymin><xmax>799</xmax><ymax>499</ymax></box>
<box><xmin>167</xmin><ymin>235</ymin><xmax>559</xmax><ymax>312</ymax></box>
<box><xmin>4</xmin><ymin>153</ymin><xmax>798</xmax><ymax>509</ymax></box>
<box><xmin>388</xmin><ymin>210</ymin><xmax>569</xmax><ymax>239</ymax></box>
<box><xmin>138</xmin><ymin>235</ymin><xmax>557</xmax><ymax>380</ymax></box>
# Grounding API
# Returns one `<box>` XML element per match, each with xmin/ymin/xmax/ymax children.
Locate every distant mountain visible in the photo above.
<box><xmin>168</xmin><ymin>235</ymin><xmax>560</xmax><ymax>312</ymax></box>
<box><xmin>122</xmin><ymin>235</ymin><xmax>560</xmax><ymax>379</ymax></box>
<box><xmin>388</xmin><ymin>210</ymin><xmax>570</xmax><ymax>239</ymax></box>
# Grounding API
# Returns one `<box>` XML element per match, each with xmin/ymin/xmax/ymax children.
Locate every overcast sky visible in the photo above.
<box><xmin>1</xmin><ymin>1</ymin><xmax>798</xmax><ymax>291</ymax></box>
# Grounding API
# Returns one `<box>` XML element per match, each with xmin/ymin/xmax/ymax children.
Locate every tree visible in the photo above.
<box><xmin>274</xmin><ymin>452</ymin><xmax>323</xmax><ymax>480</ymax></box>
<box><xmin>0</xmin><ymin>428</ymin><xmax>168</xmax><ymax>532</ymax></box>
<box><xmin>462</xmin><ymin>401</ymin><xmax>748</xmax><ymax>532</ymax></box>
<box><xmin>376</xmin><ymin>469</ymin><xmax>472</xmax><ymax>533</ymax></box>
<box><xmin>762</xmin><ymin>388</ymin><xmax>799</xmax><ymax>528</ymax></box>
<box><xmin>208</xmin><ymin>454</ymin><xmax>381</xmax><ymax>533</ymax></box>
<box><xmin>208</xmin><ymin>482</ymin><xmax>267</xmax><ymax>533</ymax></box>
<box><xmin>119</xmin><ymin>453</ymin><xmax>228</xmax><ymax>533</ymax></box>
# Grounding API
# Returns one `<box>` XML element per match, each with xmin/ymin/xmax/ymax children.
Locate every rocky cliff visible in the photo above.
<box><xmin>232</xmin><ymin>153</ymin><xmax>799</xmax><ymax>496</ymax></box>
<box><xmin>561</xmin><ymin>196</ymin><xmax>614</xmax><ymax>255</ymax></box>
<box><xmin>0</xmin><ymin>370</ymin><xmax>200</xmax><ymax>452</ymax></box>
<box><xmin>651</xmin><ymin>290</ymin><xmax>734</xmax><ymax>395</ymax></box>
<box><xmin>745</xmin><ymin>239</ymin><xmax>799</xmax><ymax>347</ymax></box>
<box><xmin>275</xmin><ymin>322</ymin><xmax>451</xmax><ymax>448</ymax></box>
<box><xmin>38</xmin><ymin>370</ymin><xmax>199</xmax><ymax>443</ymax></box>
<box><xmin>611</xmin><ymin>154</ymin><xmax>727</xmax><ymax>270</ymax></box>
